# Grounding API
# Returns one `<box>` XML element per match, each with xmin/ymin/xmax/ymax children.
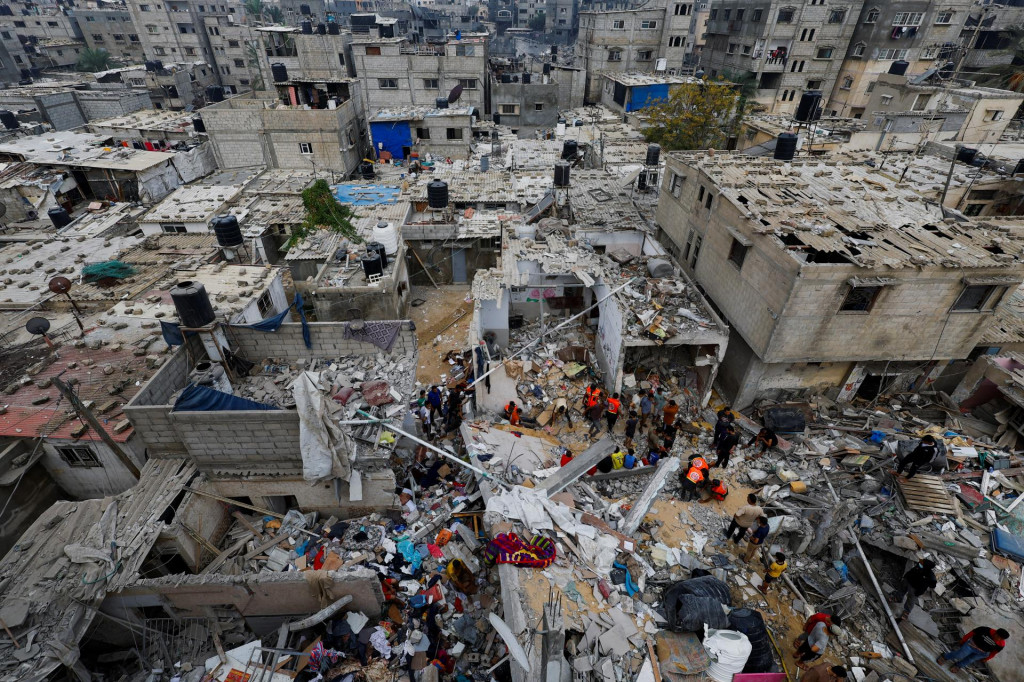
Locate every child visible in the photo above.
<box><xmin>624</xmin><ymin>410</ymin><xmax>638</xmax><ymax>448</ymax></box>
<box><xmin>760</xmin><ymin>552</ymin><xmax>787</xmax><ymax>594</ymax></box>
<box><xmin>744</xmin><ymin>516</ymin><xmax>770</xmax><ymax>563</ymax></box>
<box><xmin>623</xmin><ymin>448</ymin><xmax>638</xmax><ymax>469</ymax></box>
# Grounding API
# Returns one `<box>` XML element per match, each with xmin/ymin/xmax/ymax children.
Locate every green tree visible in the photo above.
<box><xmin>287</xmin><ymin>179</ymin><xmax>359</xmax><ymax>250</ymax></box>
<box><xmin>76</xmin><ymin>48</ymin><xmax>113</xmax><ymax>73</ymax></box>
<box><xmin>528</xmin><ymin>11</ymin><xmax>546</xmax><ymax>31</ymax></box>
<box><xmin>642</xmin><ymin>79</ymin><xmax>746</xmax><ymax>151</ymax></box>
<box><xmin>245</xmin><ymin>42</ymin><xmax>266</xmax><ymax>91</ymax></box>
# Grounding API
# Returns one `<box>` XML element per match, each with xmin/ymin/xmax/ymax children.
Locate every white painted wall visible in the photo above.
<box><xmin>594</xmin><ymin>281</ymin><xmax>624</xmax><ymax>391</ymax></box>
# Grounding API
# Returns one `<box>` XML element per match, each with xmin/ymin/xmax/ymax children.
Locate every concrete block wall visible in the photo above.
<box><xmin>295</xmin><ymin>32</ymin><xmax>351</xmax><ymax>80</ymax></box>
<box><xmin>226</xmin><ymin>321</ymin><xmax>417</xmax><ymax>360</ymax></box>
<box><xmin>125</xmin><ymin>334</ymin><xmax>204</xmax><ymax>455</ymax></box>
<box><xmin>78</xmin><ymin>89</ymin><xmax>153</xmax><ymax>121</ymax></box>
<box><xmin>200</xmin><ymin>101</ymin><xmax>267</xmax><ymax>168</ymax></box>
<box><xmin>38</xmin><ymin>91</ymin><xmax>87</xmax><ymax>131</ymax></box>
<box><xmin>170</xmin><ymin>409</ymin><xmax>304</xmax><ymax>476</ymax></box>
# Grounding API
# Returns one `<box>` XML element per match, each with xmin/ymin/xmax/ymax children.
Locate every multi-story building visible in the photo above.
<box><xmin>960</xmin><ymin>2</ymin><xmax>1024</xmax><ymax>83</ymax></box>
<box><xmin>488</xmin><ymin>57</ymin><xmax>585</xmax><ymax>134</ymax></box>
<box><xmin>75</xmin><ymin>7</ymin><xmax>145</xmax><ymax>66</ymax></box>
<box><xmin>828</xmin><ymin>2</ymin><xmax>972</xmax><ymax>119</ymax></box>
<box><xmin>547</xmin><ymin>0</ymin><xmax>576</xmax><ymax>42</ymax></box>
<box><xmin>702</xmin><ymin>0</ymin><xmax>865</xmax><ymax>116</ymax></box>
<box><xmin>655</xmin><ymin>152</ymin><xmax>1024</xmax><ymax>408</ymax></box>
<box><xmin>576</xmin><ymin>7</ymin><xmax>668</xmax><ymax>101</ymax></box>
<box><xmin>349</xmin><ymin>32</ymin><xmax>488</xmax><ymax>117</ymax></box>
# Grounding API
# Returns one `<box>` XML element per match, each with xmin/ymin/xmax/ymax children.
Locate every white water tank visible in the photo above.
<box><xmin>372</xmin><ymin>220</ymin><xmax>399</xmax><ymax>255</ymax></box>
<box><xmin>704</xmin><ymin>629</ymin><xmax>752</xmax><ymax>682</ymax></box>
<box><xmin>515</xmin><ymin>222</ymin><xmax>537</xmax><ymax>240</ymax></box>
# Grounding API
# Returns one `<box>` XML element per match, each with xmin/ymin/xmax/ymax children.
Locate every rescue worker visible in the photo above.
<box><xmin>503</xmin><ymin>401</ymin><xmax>521</xmax><ymax>426</ymax></box>
<box><xmin>680</xmin><ymin>463</ymin><xmax>705</xmax><ymax>502</ymax></box>
<box><xmin>688</xmin><ymin>453</ymin><xmax>710</xmax><ymax>476</ymax></box>
<box><xmin>605</xmin><ymin>392</ymin><xmax>621</xmax><ymax>431</ymax></box>
<box><xmin>708</xmin><ymin>479</ymin><xmax>728</xmax><ymax>501</ymax></box>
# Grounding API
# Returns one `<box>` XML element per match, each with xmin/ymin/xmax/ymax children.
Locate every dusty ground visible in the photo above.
<box><xmin>408</xmin><ymin>284</ymin><xmax>473</xmax><ymax>384</ymax></box>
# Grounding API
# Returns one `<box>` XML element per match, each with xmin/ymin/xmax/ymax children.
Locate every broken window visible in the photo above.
<box><xmin>57</xmin><ymin>445</ymin><xmax>102</xmax><ymax>468</ymax></box>
<box><xmin>728</xmin><ymin>239</ymin><xmax>749</xmax><ymax>268</ymax></box>
<box><xmin>953</xmin><ymin>285</ymin><xmax>1005</xmax><ymax>312</ymax></box>
<box><xmin>256</xmin><ymin>291</ymin><xmax>273</xmax><ymax>317</ymax></box>
<box><xmin>840</xmin><ymin>286</ymin><xmax>881</xmax><ymax>312</ymax></box>
<box><xmin>670</xmin><ymin>172</ymin><xmax>685</xmax><ymax>197</ymax></box>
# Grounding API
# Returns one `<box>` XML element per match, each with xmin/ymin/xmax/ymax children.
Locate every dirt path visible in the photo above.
<box><xmin>408</xmin><ymin>285</ymin><xmax>473</xmax><ymax>384</ymax></box>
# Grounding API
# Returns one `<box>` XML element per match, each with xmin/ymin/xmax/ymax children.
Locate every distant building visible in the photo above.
<box><xmin>599</xmin><ymin>72</ymin><xmax>693</xmax><ymax>114</ymax></box>
<box><xmin>75</xmin><ymin>7</ymin><xmax>147</xmax><ymax>66</ymax></box>
<box><xmin>489</xmin><ymin>57</ymin><xmax>585</xmax><ymax>135</ymax></box>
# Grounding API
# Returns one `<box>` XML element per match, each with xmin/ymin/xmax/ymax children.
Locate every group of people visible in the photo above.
<box><xmin>415</xmin><ymin>379</ymin><xmax>473</xmax><ymax>441</ymax></box>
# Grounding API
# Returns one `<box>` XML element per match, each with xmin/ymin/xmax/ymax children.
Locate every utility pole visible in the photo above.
<box><xmin>52</xmin><ymin>376</ymin><xmax>141</xmax><ymax>479</ymax></box>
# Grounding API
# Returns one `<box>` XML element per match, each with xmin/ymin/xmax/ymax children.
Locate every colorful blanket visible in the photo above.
<box><xmin>483</xmin><ymin>532</ymin><xmax>556</xmax><ymax>568</ymax></box>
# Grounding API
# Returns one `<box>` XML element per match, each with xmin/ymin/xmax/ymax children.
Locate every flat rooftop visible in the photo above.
<box><xmin>370</xmin><ymin>105</ymin><xmax>476</xmax><ymax>122</ymax></box>
<box><xmin>0</xmin><ymin>131</ymin><xmax>173</xmax><ymax>171</ymax></box>
<box><xmin>87</xmin><ymin>109</ymin><xmax>199</xmax><ymax>134</ymax></box>
<box><xmin>243</xmin><ymin>168</ymin><xmax>317</xmax><ymax>196</ymax></box>
<box><xmin>142</xmin><ymin>184</ymin><xmax>245</xmax><ymax>224</ymax></box>
<box><xmin>600</xmin><ymin>72</ymin><xmax>696</xmax><ymax>87</ymax></box>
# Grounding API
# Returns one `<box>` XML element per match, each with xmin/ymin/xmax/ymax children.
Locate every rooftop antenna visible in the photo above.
<box><xmin>26</xmin><ymin>316</ymin><xmax>57</xmax><ymax>356</ymax></box>
<box><xmin>48</xmin><ymin>276</ymin><xmax>84</xmax><ymax>335</ymax></box>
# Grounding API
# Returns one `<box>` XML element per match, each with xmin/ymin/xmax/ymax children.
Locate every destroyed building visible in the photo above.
<box><xmin>656</xmin><ymin>151</ymin><xmax>1024</xmax><ymax>409</ymax></box>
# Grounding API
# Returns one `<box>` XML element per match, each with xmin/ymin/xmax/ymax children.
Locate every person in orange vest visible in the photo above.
<box><xmin>584</xmin><ymin>383</ymin><xmax>601</xmax><ymax>409</ymax></box>
<box><xmin>605</xmin><ymin>392</ymin><xmax>621</xmax><ymax>431</ymax></box>
<box><xmin>679</xmin><ymin>463</ymin><xmax>705</xmax><ymax>502</ymax></box>
<box><xmin>689</xmin><ymin>453</ymin><xmax>710</xmax><ymax>475</ymax></box>
<box><xmin>503</xmin><ymin>401</ymin><xmax>521</xmax><ymax>426</ymax></box>
<box><xmin>708</xmin><ymin>479</ymin><xmax>729</xmax><ymax>501</ymax></box>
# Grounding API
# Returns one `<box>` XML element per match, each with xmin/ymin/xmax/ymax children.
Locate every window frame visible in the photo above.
<box><xmin>446</xmin><ymin>127</ymin><xmax>463</xmax><ymax>140</ymax></box>
<box><xmin>299</xmin><ymin>142</ymin><xmax>313</xmax><ymax>155</ymax></box>
<box><xmin>839</xmin><ymin>285</ymin><xmax>882</xmax><ymax>313</ymax></box>
<box><xmin>728</xmin><ymin>238</ymin><xmax>749</xmax><ymax>269</ymax></box>
<box><xmin>951</xmin><ymin>284</ymin><xmax>1006</xmax><ymax>312</ymax></box>
<box><xmin>378</xmin><ymin>78</ymin><xmax>399</xmax><ymax>89</ymax></box>
<box><xmin>256</xmin><ymin>291</ymin><xmax>274</xmax><ymax>316</ymax></box>
<box><xmin>935</xmin><ymin>11</ymin><xmax>954</xmax><ymax>25</ymax></box>
<box><xmin>56</xmin><ymin>445</ymin><xmax>102</xmax><ymax>468</ymax></box>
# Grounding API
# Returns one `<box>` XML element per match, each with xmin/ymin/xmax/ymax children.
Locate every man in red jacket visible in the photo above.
<box><xmin>937</xmin><ymin>627</ymin><xmax>1009</xmax><ymax>672</ymax></box>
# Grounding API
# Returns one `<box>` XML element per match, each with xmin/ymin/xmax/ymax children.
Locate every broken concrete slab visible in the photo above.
<box><xmin>536</xmin><ymin>435</ymin><xmax>617</xmax><ymax>495</ymax></box>
<box><xmin>620</xmin><ymin>457</ymin><xmax>681</xmax><ymax>535</ymax></box>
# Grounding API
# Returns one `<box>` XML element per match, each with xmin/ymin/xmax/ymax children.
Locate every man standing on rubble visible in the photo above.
<box><xmin>427</xmin><ymin>385</ymin><xmax>443</xmax><ymax>420</ymax></box>
<box><xmin>605</xmin><ymin>392</ymin><xmax>622</xmax><ymax>431</ymax></box>
<box><xmin>715</xmin><ymin>424</ymin><xmax>740</xmax><ymax>468</ymax></box>
<box><xmin>895</xmin><ymin>435</ymin><xmax>938</xmax><ymax>479</ymax></box>
<box><xmin>937</xmin><ymin>626</ymin><xmax>1009</xmax><ymax>672</ymax></box>
<box><xmin>889</xmin><ymin>558</ymin><xmax>937</xmax><ymax>622</ymax></box>
<box><xmin>639</xmin><ymin>390</ymin><xmax>653</xmax><ymax>428</ymax></box>
<box><xmin>663</xmin><ymin>399</ymin><xmax>680</xmax><ymax>427</ymax></box>
<box><xmin>725</xmin><ymin>493</ymin><xmax>763</xmax><ymax>543</ymax></box>
<box><xmin>743</xmin><ymin>516</ymin><xmax>770</xmax><ymax>562</ymax></box>
<box><xmin>587</xmin><ymin>398</ymin><xmax>605</xmax><ymax>437</ymax></box>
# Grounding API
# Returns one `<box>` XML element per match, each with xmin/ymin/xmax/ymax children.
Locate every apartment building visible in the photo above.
<box><xmin>655</xmin><ymin>152</ymin><xmax>1024</xmax><ymax>407</ymax></box>
<box><xmin>828</xmin><ymin>2</ymin><xmax>972</xmax><ymax>119</ymax></box>
<box><xmin>961</xmin><ymin>2</ymin><xmax>1024</xmax><ymax>81</ymax></box>
<box><xmin>702</xmin><ymin>0</ymin><xmax>864</xmax><ymax>116</ymax></box>
<box><xmin>76</xmin><ymin>7</ymin><xmax>146</xmax><ymax>65</ymax></box>
<box><xmin>576</xmin><ymin>8</ymin><xmax>668</xmax><ymax>102</ymax></box>
<box><xmin>349</xmin><ymin>32</ymin><xmax>488</xmax><ymax>117</ymax></box>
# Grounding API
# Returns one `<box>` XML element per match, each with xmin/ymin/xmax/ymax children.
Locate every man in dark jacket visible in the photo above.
<box><xmin>937</xmin><ymin>626</ymin><xmax>1009</xmax><ymax>672</ymax></box>
<box><xmin>746</xmin><ymin>427</ymin><xmax>779</xmax><ymax>458</ymax></box>
<box><xmin>896</xmin><ymin>435</ymin><xmax>938</xmax><ymax>479</ymax></box>
<box><xmin>715</xmin><ymin>424</ymin><xmax>740</xmax><ymax>468</ymax></box>
<box><xmin>889</xmin><ymin>559</ymin><xmax>937</xmax><ymax>621</ymax></box>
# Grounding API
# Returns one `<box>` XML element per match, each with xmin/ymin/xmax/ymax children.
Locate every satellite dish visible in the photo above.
<box><xmin>26</xmin><ymin>317</ymin><xmax>50</xmax><ymax>335</ymax></box>
<box><xmin>48</xmin><ymin>276</ymin><xmax>72</xmax><ymax>294</ymax></box>
<box><xmin>488</xmin><ymin>612</ymin><xmax>530</xmax><ymax>671</ymax></box>
<box><xmin>448</xmin><ymin>83</ymin><xmax>463</xmax><ymax>104</ymax></box>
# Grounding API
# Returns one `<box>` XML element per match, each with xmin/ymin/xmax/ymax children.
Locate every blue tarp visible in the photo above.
<box><xmin>331</xmin><ymin>184</ymin><xmax>402</xmax><ymax>206</ymax></box>
<box><xmin>370</xmin><ymin>121</ymin><xmax>413</xmax><ymax>159</ymax></box>
<box><xmin>173</xmin><ymin>383</ymin><xmax>279</xmax><ymax>412</ymax></box>
<box><xmin>627</xmin><ymin>84</ymin><xmax>671</xmax><ymax>112</ymax></box>
<box><xmin>161</xmin><ymin>320</ymin><xmax>185</xmax><ymax>346</ymax></box>
<box><xmin>231</xmin><ymin>294</ymin><xmax>312</xmax><ymax>349</ymax></box>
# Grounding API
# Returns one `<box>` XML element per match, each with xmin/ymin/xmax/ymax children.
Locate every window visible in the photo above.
<box><xmin>233</xmin><ymin>59</ymin><xmax>244</xmax><ymax>67</ymax></box>
<box><xmin>12</xmin><ymin>21</ymin><xmax>23</xmax><ymax>27</ymax></box>
<box><xmin>228</xmin><ymin>39</ymin><xmax>239</xmax><ymax>47</ymax></box>
<box><xmin>608</xmin><ymin>49</ymin><xmax>622</xmax><ymax>62</ymax></box>
<box><xmin>742</xmin><ymin>44</ymin><xmax>752</xmax><ymax>55</ymax></box>
<box><xmin>670</xmin><ymin>172</ymin><xmax>685</xmax><ymax>197</ymax></box>
<box><xmin>964</xmin><ymin>203</ymin><xmax>985</xmax><ymax>216</ymax></box>
<box><xmin>728</xmin><ymin>43</ymin><xmax>738</xmax><ymax>54</ymax></box>
<box><xmin>673</xmin><ymin>4</ymin><xmax>689</xmax><ymax>16</ymax></box>
<box><xmin>0</xmin><ymin>31</ymin><xmax>8</xmax><ymax>39</ymax></box>
<box><xmin>184</xmin><ymin>47</ymin><xmax>196</xmax><ymax>56</ymax></box>
<box><xmin>969</xmin><ymin>190</ymin><xmax>998</xmax><ymax>201</ymax></box>
<box><xmin>256</xmin><ymin>291</ymin><xmax>273</xmax><ymax>316</ymax></box>
<box><xmin>704</xmin><ymin>192</ymin><xmax>713</xmax><ymax>209</ymax></box>
<box><xmin>935</xmin><ymin>11</ymin><xmax>954</xmax><ymax>25</ymax></box>
<box><xmin>500</xmin><ymin>103</ymin><xmax>518</xmax><ymax>114</ymax></box>
<box><xmin>459</xmin><ymin>79</ymin><xmax>477</xmax><ymax>90</ymax></box>
<box><xmin>455</xmin><ymin>44</ymin><xmax>475</xmax><ymax>56</ymax></box>
<box><xmin>841</xmin><ymin>76</ymin><xmax>854</xmax><ymax>90</ymax></box>
<box><xmin>92</xmin><ymin>34</ymin><xmax>105</xmax><ymax>42</ymax></box>
<box><xmin>864</xmin><ymin>8</ymin><xmax>879</xmax><ymax>23</ymax></box>
<box><xmin>728</xmin><ymin>239</ymin><xmax>749</xmax><ymax>268</ymax></box>
<box><xmin>852</xmin><ymin>43</ymin><xmax>866</xmax><ymax>57</ymax></box>
<box><xmin>365</xmin><ymin>46</ymin><xmax>381</xmax><ymax>55</ymax></box>
<box><xmin>709</xmin><ymin>9</ymin><xmax>717</xmax><ymax>20</ymax></box>
<box><xmin>723</xmin><ymin>10</ymin><xmax>731</xmax><ymax>20</ymax></box>
<box><xmin>698</xmin><ymin>185</ymin><xmax>705</xmax><ymax>201</ymax></box>
<box><xmin>753</xmin><ymin>9</ymin><xmax>762</xmax><ymax>22</ymax></box>
<box><xmin>338</xmin><ymin>53</ymin><xmax>345</xmax><ymax>66</ymax></box>
<box><xmin>912</xmin><ymin>94</ymin><xmax>931</xmax><ymax>111</ymax></box>
<box><xmin>57</xmin><ymin>446</ymin><xmax>102</xmax><ymax>468</ymax></box>
<box><xmin>378</xmin><ymin>78</ymin><xmax>398</xmax><ymax>89</ymax></box>
<box><xmin>47</xmin><ymin>21</ymin><xmax>58</xmax><ymax>27</ymax></box>
<box><xmin>612</xmin><ymin>20</ymin><xmax>624</xmax><ymax>29</ymax></box>
<box><xmin>893</xmin><ymin>12</ymin><xmax>923</xmax><ymax>27</ymax></box>
<box><xmin>877</xmin><ymin>49</ymin><xmax>909</xmax><ymax>60</ymax></box>
<box><xmin>986</xmin><ymin>110</ymin><xmax>1005</xmax><ymax>122</ymax></box>
<box><xmin>641</xmin><ymin>20</ymin><xmax>657</xmax><ymax>29</ymax></box>
<box><xmin>816</xmin><ymin>47</ymin><xmax>833</xmax><ymax>59</ymax></box>
<box><xmin>140</xmin><ymin>4</ymin><xmax>150</xmax><ymax>9</ymax></box>
<box><xmin>161</xmin><ymin>223</ymin><xmax>187</xmax><ymax>233</ymax></box>
<box><xmin>828</xmin><ymin>9</ymin><xmax>845</xmax><ymax>24</ymax></box>
<box><xmin>423</xmin><ymin>78</ymin><xmax>439</xmax><ymax>89</ymax></box>
<box><xmin>953</xmin><ymin>285</ymin><xmax>1005</xmax><ymax>311</ymax></box>
<box><xmin>447</xmin><ymin>128</ymin><xmax>463</xmax><ymax>140</ymax></box>
<box><xmin>670</xmin><ymin>36</ymin><xmax>683</xmax><ymax>47</ymax></box>
<box><xmin>637</xmin><ymin>50</ymin><xmax>653</xmax><ymax>61</ymax></box>
<box><xmin>840</xmin><ymin>286</ymin><xmax>881</xmax><ymax>312</ymax></box>
<box><xmin>147</xmin><ymin>24</ymin><xmax>159</xmax><ymax>33</ymax></box>
<box><xmin>800</xmin><ymin>28</ymin><xmax>815</xmax><ymax>41</ymax></box>
<box><xmin>299</xmin><ymin>142</ymin><xmax>312</xmax><ymax>154</ymax></box>
<box><xmin>880</xmin><ymin>94</ymin><xmax>893</xmax><ymax>105</ymax></box>
<box><xmin>112</xmin><ymin>33</ymin><xmax>125</xmax><ymax>41</ymax></box>
<box><xmin>807</xmin><ymin>80</ymin><xmax>822</xmax><ymax>90</ymax></box>
<box><xmin>866</xmin><ymin>82</ymin><xmax>876</xmax><ymax>93</ymax></box>
<box><xmin>736</xmin><ymin>9</ymin><xmax>744</xmax><ymax>20</ymax></box>
<box><xmin>534</xmin><ymin>102</ymin><xmax>544</xmax><ymax>111</ymax></box>
<box><xmin>777</xmin><ymin>8</ymin><xmax>794</xmax><ymax>23</ymax></box>
<box><xmin>129</xmin><ymin>34</ymin><xmax>139</xmax><ymax>42</ymax></box>
<box><xmin>416</xmin><ymin>127</ymin><xmax>430</xmax><ymax>139</ymax></box>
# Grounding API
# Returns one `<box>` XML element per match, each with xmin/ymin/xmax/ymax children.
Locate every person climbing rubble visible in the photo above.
<box><xmin>760</xmin><ymin>552</ymin><xmax>787</xmax><ymax>594</ymax></box>
<box><xmin>725</xmin><ymin>493</ymin><xmax>763</xmax><ymax>544</ymax></box>
<box><xmin>937</xmin><ymin>626</ymin><xmax>1009</xmax><ymax>672</ymax></box>
<box><xmin>888</xmin><ymin>558</ymin><xmax>937</xmax><ymax>622</ymax></box>
<box><xmin>663</xmin><ymin>398</ymin><xmax>679</xmax><ymax>427</ymax></box>
<box><xmin>894</xmin><ymin>434</ymin><xmax>938</xmax><ymax>479</ymax></box>
<box><xmin>605</xmin><ymin>391</ymin><xmax>622</xmax><ymax>431</ymax></box>
<box><xmin>639</xmin><ymin>389</ymin><xmax>654</xmax><ymax>428</ymax></box>
<box><xmin>792</xmin><ymin>610</ymin><xmax>838</xmax><ymax>668</ymax></box>
<box><xmin>715</xmin><ymin>423</ymin><xmax>740</xmax><ymax>468</ymax></box>
<box><xmin>624</xmin><ymin>409</ymin><xmax>638</xmax><ymax>447</ymax></box>
<box><xmin>743</xmin><ymin>515</ymin><xmax>770</xmax><ymax>562</ymax></box>
<box><xmin>801</xmin><ymin>663</ymin><xmax>848</xmax><ymax>682</ymax></box>
<box><xmin>587</xmin><ymin>397</ymin><xmax>605</xmax><ymax>436</ymax></box>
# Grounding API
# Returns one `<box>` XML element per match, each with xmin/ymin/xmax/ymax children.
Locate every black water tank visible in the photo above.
<box><xmin>543</xmin><ymin>62</ymin><xmax>550</xmax><ymax>75</ymax></box>
<box><xmin>359</xmin><ymin>160</ymin><xmax>375</xmax><ymax>179</ymax></box>
<box><xmin>47</xmin><ymin>207</ymin><xmax>71</xmax><ymax>229</ymax></box>
<box><xmin>435</xmin><ymin>97</ymin><xmax>448</xmax><ymax>109</ymax></box>
<box><xmin>551</xmin><ymin>44</ymin><xmax>557</xmax><ymax>55</ymax></box>
<box><xmin>206</xmin><ymin>85</ymin><xmax>224</xmax><ymax>103</ymax></box>
<box><xmin>561</xmin><ymin>139</ymin><xmax>578</xmax><ymax>159</ymax></box>
<box><xmin>1014</xmin><ymin>158</ymin><xmax>1024</xmax><ymax>176</ymax></box>
<box><xmin>211</xmin><ymin>214</ymin><xmax>243</xmax><ymax>247</ymax></box>
<box><xmin>0</xmin><ymin>110</ymin><xmax>18</xmax><ymax>130</ymax></box>
<box><xmin>145</xmin><ymin>60</ymin><xmax>159</xmax><ymax>72</ymax></box>
<box><xmin>300</xmin><ymin>3</ymin><xmax>310</xmax><ymax>14</ymax></box>
<box><xmin>427</xmin><ymin>180</ymin><xmax>448</xmax><ymax>209</ymax></box>
<box><xmin>794</xmin><ymin>90</ymin><xmax>822</xmax><ymax>123</ymax></box>
<box><xmin>523</xmin><ymin>72</ymin><xmax>531</xmax><ymax>84</ymax></box>
<box><xmin>889</xmin><ymin>59</ymin><xmax>909</xmax><ymax>76</ymax></box>
<box><xmin>957</xmin><ymin>146</ymin><xmax>978</xmax><ymax>165</ymax></box>
<box><xmin>361</xmin><ymin>254</ymin><xmax>384</xmax><ymax>279</ymax></box>
<box><xmin>501</xmin><ymin>73</ymin><xmax>512</xmax><ymax>83</ymax></box>
<box><xmin>774</xmin><ymin>132</ymin><xmax>798</xmax><ymax>161</ymax></box>
<box><xmin>17</xmin><ymin>78</ymin><xmax>31</xmax><ymax>85</ymax></box>
<box><xmin>316</xmin><ymin>22</ymin><xmax>326</xmax><ymax>34</ymax></box>
<box><xmin>328</xmin><ymin>21</ymin><xmax>340</xmax><ymax>35</ymax></box>
<box><xmin>645</xmin><ymin>143</ymin><xmax>661</xmax><ymax>166</ymax></box>
<box><xmin>493</xmin><ymin>112</ymin><xmax>501</xmax><ymax>125</ymax></box>
<box><xmin>191</xmin><ymin>115</ymin><xmax>205</xmax><ymax>133</ymax></box>
<box><xmin>637</xmin><ymin>171</ymin><xmax>648</xmax><ymax>191</ymax></box>
<box><xmin>554</xmin><ymin>161</ymin><xmax>570</xmax><ymax>187</ymax></box>
<box><xmin>300</xmin><ymin>20</ymin><xmax>313</xmax><ymax>34</ymax></box>
<box><xmin>170</xmin><ymin>281</ymin><xmax>216</xmax><ymax>328</ymax></box>
<box><xmin>271</xmin><ymin>62</ymin><xmax>288</xmax><ymax>82</ymax></box>
<box><xmin>367</xmin><ymin>240</ymin><xmax>388</xmax><ymax>268</ymax></box>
